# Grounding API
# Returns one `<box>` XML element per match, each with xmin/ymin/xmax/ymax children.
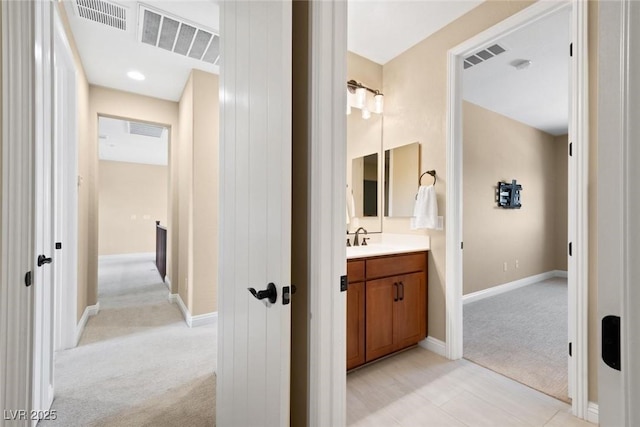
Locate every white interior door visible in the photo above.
<box><xmin>32</xmin><ymin>0</ymin><xmax>56</xmax><ymax>416</ymax></box>
<box><xmin>217</xmin><ymin>1</ymin><xmax>292</xmax><ymax>426</ymax></box>
<box><xmin>52</xmin><ymin>5</ymin><xmax>79</xmax><ymax>352</ymax></box>
<box><xmin>597</xmin><ymin>1</ymin><xmax>640</xmax><ymax>426</ymax></box>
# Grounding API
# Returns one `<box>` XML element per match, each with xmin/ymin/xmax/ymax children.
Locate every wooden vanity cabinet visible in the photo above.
<box><xmin>346</xmin><ymin>252</ymin><xmax>427</xmax><ymax>370</ymax></box>
<box><xmin>346</xmin><ymin>261</ymin><xmax>366</xmax><ymax>370</ymax></box>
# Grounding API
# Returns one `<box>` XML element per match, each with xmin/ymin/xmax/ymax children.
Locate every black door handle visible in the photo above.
<box><xmin>37</xmin><ymin>254</ymin><xmax>52</xmax><ymax>267</ymax></box>
<box><xmin>393</xmin><ymin>282</ymin><xmax>398</xmax><ymax>302</ymax></box>
<box><xmin>248</xmin><ymin>282</ymin><xmax>277</xmax><ymax>304</ymax></box>
<box><xmin>399</xmin><ymin>281</ymin><xmax>405</xmax><ymax>301</ymax></box>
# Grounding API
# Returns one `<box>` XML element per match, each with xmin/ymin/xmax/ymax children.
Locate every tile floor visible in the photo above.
<box><xmin>347</xmin><ymin>347</ymin><xmax>596</xmax><ymax>427</ymax></box>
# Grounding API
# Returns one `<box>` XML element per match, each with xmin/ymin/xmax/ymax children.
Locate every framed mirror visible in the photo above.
<box><xmin>384</xmin><ymin>142</ymin><xmax>420</xmax><ymax>217</ymax></box>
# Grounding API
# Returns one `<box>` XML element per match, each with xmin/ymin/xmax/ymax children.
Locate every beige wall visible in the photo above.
<box><xmin>347</xmin><ymin>52</ymin><xmax>383</xmax><ymax>233</ymax></box>
<box><xmin>88</xmin><ymin>86</ymin><xmax>180</xmax><ymax>303</ymax></box>
<box><xmin>381</xmin><ymin>0</ymin><xmax>599</xmax><ymax>403</ymax></box>
<box><xmin>462</xmin><ymin>102</ymin><xmax>567</xmax><ymax>295</ymax></box>
<box><xmin>98</xmin><ymin>160</ymin><xmax>168</xmax><ymax>255</ymax></box>
<box><xmin>554</xmin><ymin>134</ymin><xmax>569</xmax><ymax>271</ymax></box>
<box><xmin>178</xmin><ymin>70</ymin><xmax>219</xmax><ymax>316</ymax></box>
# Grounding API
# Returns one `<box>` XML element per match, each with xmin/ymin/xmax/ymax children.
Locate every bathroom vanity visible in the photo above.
<box><xmin>346</xmin><ymin>246</ymin><xmax>428</xmax><ymax>370</ymax></box>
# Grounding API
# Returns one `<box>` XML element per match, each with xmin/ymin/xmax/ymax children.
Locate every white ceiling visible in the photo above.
<box><xmin>63</xmin><ymin>0</ymin><xmax>219</xmax><ymax>102</ymax></box>
<box><xmin>462</xmin><ymin>7</ymin><xmax>570</xmax><ymax>135</ymax></box>
<box><xmin>98</xmin><ymin>117</ymin><xmax>168</xmax><ymax>165</ymax></box>
<box><xmin>348</xmin><ymin>0</ymin><xmax>484</xmax><ymax>65</ymax></box>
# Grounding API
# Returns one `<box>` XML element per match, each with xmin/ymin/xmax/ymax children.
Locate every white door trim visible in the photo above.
<box><xmin>445</xmin><ymin>0</ymin><xmax>590</xmax><ymax>418</ymax></box>
<box><xmin>52</xmin><ymin>4</ymin><xmax>79</xmax><ymax>351</ymax></box>
<box><xmin>308</xmin><ymin>1</ymin><xmax>347</xmax><ymax>426</ymax></box>
<box><xmin>597</xmin><ymin>1</ymin><xmax>640</xmax><ymax>424</ymax></box>
<box><xmin>1</xmin><ymin>0</ymin><xmax>37</xmax><ymax>419</ymax></box>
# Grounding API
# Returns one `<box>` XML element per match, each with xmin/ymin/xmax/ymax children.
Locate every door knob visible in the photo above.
<box><xmin>37</xmin><ymin>254</ymin><xmax>52</xmax><ymax>267</ymax></box>
<box><xmin>248</xmin><ymin>282</ymin><xmax>277</xmax><ymax>304</ymax></box>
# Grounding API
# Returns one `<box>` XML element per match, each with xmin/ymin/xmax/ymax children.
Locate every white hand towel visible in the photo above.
<box><xmin>411</xmin><ymin>185</ymin><xmax>438</xmax><ymax>230</ymax></box>
<box><xmin>346</xmin><ymin>188</ymin><xmax>356</xmax><ymax>225</ymax></box>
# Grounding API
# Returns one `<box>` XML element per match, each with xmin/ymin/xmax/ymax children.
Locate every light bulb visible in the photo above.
<box><xmin>355</xmin><ymin>87</ymin><xmax>366</xmax><ymax>108</ymax></box>
<box><xmin>362</xmin><ymin>107</ymin><xmax>371</xmax><ymax>120</ymax></box>
<box><xmin>374</xmin><ymin>93</ymin><xmax>384</xmax><ymax>114</ymax></box>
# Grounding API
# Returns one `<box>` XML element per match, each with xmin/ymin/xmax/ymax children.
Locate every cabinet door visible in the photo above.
<box><xmin>346</xmin><ymin>281</ymin><xmax>365</xmax><ymax>370</ymax></box>
<box><xmin>366</xmin><ymin>277</ymin><xmax>396</xmax><ymax>361</ymax></box>
<box><xmin>394</xmin><ymin>272</ymin><xmax>426</xmax><ymax>351</ymax></box>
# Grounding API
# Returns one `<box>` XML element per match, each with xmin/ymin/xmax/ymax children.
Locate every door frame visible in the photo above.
<box><xmin>597</xmin><ymin>0</ymin><xmax>640</xmax><ymax>424</ymax></box>
<box><xmin>307</xmin><ymin>1</ymin><xmax>347</xmax><ymax>425</ymax></box>
<box><xmin>445</xmin><ymin>0</ymin><xmax>590</xmax><ymax>418</ymax></box>
<box><xmin>52</xmin><ymin>4</ymin><xmax>79</xmax><ymax>351</ymax></box>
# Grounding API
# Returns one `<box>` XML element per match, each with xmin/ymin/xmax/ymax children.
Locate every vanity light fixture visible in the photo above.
<box><xmin>347</xmin><ymin>79</ymin><xmax>384</xmax><ymax>117</ymax></box>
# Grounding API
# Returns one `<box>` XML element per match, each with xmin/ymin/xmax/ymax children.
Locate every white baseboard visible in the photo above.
<box><xmin>164</xmin><ymin>276</ymin><xmax>171</xmax><ymax>290</ymax></box>
<box><xmin>168</xmin><ymin>293</ymin><xmax>178</xmax><ymax>303</ymax></box>
<box><xmin>98</xmin><ymin>252</ymin><xmax>155</xmax><ymax>261</ymax></box>
<box><xmin>587</xmin><ymin>401</ymin><xmax>599</xmax><ymax>424</ymax></box>
<box><xmin>75</xmin><ymin>302</ymin><xmax>100</xmax><ymax>345</ymax></box>
<box><xmin>463</xmin><ymin>270</ymin><xmax>568</xmax><ymax>305</ymax></box>
<box><xmin>419</xmin><ymin>336</ymin><xmax>446</xmax><ymax>357</ymax></box>
<box><xmin>172</xmin><ymin>293</ymin><xmax>217</xmax><ymax>327</ymax></box>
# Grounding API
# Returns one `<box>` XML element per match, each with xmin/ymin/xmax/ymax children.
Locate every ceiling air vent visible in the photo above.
<box><xmin>128</xmin><ymin>121</ymin><xmax>165</xmax><ymax>138</ymax></box>
<box><xmin>74</xmin><ymin>0</ymin><xmax>127</xmax><ymax>31</ymax></box>
<box><xmin>464</xmin><ymin>43</ymin><xmax>507</xmax><ymax>70</ymax></box>
<box><xmin>138</xmin><ymin>5</ymin><xmax>220</xmax><ymax>66</ymax></box>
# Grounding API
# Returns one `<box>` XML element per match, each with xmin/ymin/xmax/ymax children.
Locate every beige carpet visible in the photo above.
<box><xmin>463</xmin><ymin>277</ymin><xmax>569</xmax><ymax>403</ymax></box>
<box><xmin>40</xmin><ymin>254</ymin><xmax>217</xmax><ymax>426</ymax></box>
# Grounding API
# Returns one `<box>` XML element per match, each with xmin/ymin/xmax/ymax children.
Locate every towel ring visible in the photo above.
<box><xmin>419</xmin><ymin>170</ymin><xmax>437</xmax><ymax>186</ymax></box>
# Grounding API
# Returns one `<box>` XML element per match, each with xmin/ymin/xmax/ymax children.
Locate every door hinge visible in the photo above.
<box><xmin>25</xmin><ymin>271</ymin><xmax>32</xmax><ymax>287</ymax></box>
<box><xmin>569</xmin><ymin>342</ymin><xmax>572</xmax><ymax>357</ymax></box>
<box><xmin>570</xmin><ymin>42</ymin><xmax>573</xmax><ymax>57</ymax></box>
<box><xmin>569</xmin><ymin>242</ymin><xmax>572</xmax><ymax>256</ymax></box>
<box><xmin>569</xmin><ymin>142</ymin><xmax>572</xmax><ymax>157</ymax></box>
<box><xmin>461</xmin><ymin>242</ymin><xmax>464</xmax><ymax>250</ymax></box>
<box><xmin>340</xmin><ymin>275</ymin><xmax>348</xmax><ymax>292</ymax></box>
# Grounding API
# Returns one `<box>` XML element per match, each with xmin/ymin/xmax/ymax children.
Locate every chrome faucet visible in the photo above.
<box><xmin>353</xmin><ymin>227</ymin><xmax>368</xmax><ymax>246</ymax></box>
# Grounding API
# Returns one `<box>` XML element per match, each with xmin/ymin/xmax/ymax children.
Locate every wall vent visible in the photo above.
<box><xmin>464</xmin><ymin>44</ymin><xmax>507</xmax><ymax>70</ymax></box>
<box><xmin>138</xmin><ymin>5</ymin><xmax>220</xmax><ymax>66</ymax></box>
<box><xmin>74</xmin><ymin>0</ymin><xmax>127</xmax><ymax>31</ymax></box>
<box><xmin>128</xmin><ymin>121</ymin><xmax>165</xmax><ymax>138</ymax></box>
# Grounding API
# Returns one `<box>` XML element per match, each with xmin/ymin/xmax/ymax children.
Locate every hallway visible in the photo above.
<box><xmin>41</xmin><ymin>254</ymin><xmax>216</xmax><ymax>426</ymax></box>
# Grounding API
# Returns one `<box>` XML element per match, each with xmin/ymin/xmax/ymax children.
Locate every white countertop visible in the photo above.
<box><xmin>346</xmin><ymin>233</ymin><xmax>430</xmax><ymax>259</ymax></box>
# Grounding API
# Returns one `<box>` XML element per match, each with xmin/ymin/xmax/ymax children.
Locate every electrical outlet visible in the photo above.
<box><xmin>515</xmin><ymin>259</ymin><xmax>519</xmax><ymax>269</ymax></box>
<box><xmin>503</xmin><ymin>262</ymin><xmax>508</xmax><ymax>272</ymax></box>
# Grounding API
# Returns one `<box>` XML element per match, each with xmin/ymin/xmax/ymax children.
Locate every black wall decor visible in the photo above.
<box><xmin>496</xmin><ymin>179</ymin><xmax>522</xmax><ymax>209</ymax></box>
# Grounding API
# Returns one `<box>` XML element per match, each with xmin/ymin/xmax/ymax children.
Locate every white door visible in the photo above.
<box><xmin>597</xmin><ymin>0</ymin><xmax>640</xmax><ymax>425</ymax></box>
<box><xmin>52</xmin><ymin>5</ymin><xmax>79</xmax><ymax>352</ymax></box>
<box><xmin>32</xmin><ymin>0</ymin><xmax>56</xmax><ymax>417</ymax></box>
<box><xmin>216</xmin><ymin>1</ymin><xmax>292</xmax><ymax>426</ymax></box>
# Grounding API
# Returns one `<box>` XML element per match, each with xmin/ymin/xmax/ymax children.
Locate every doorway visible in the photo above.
<box><xmin>445</xmin><ymin>0</ymin><xmax>590</xmax><ymax>418</ymax></box>
<box><xmin>459</xmin><ymin>6</ymin><xmax>571</xmax><ymax>403</ymax></box>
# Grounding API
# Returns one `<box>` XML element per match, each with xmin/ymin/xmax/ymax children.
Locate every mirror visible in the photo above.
<box><xmin>346</xmin><ymin>74</ymin><xmax>383</xmax><ymax>233</ymax></box>
<box><xmin>384</xmin><ymin>142</ymin><xmax>420</xmax><ymax>217</ymax></box>
<box><xmin>352</xmin><ymin>153</ymin><xmax>379</xmax><ymax>217</ymax></box>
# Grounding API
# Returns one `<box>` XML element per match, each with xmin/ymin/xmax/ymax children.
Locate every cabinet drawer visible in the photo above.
<box><xmin>366</xmin><ymin>252</ymin><xmax>426</xmax><ymax>279</ymax></box>
<box><xmin>347</xmin><ymin>260</ymin><xmax>365</xmax><ymax>283</ymax></box>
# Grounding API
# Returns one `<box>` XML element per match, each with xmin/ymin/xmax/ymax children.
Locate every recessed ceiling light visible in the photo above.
<box><xmin>511</xmin><ymin>59</ymin><xmax>532</xmax><ymax>71</ymax></box>
<box><xmin>127</xmin><ymin>70</ymin><xmax>146</xmax><ymax>81</ymax></box>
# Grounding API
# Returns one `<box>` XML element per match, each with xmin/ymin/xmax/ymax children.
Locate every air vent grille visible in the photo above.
<box><xmin>464</xmin><ymin>43</ymin><xmax>507</xmax><ymax>70</ymax></box>
<box><xmin>138</xmin><ymin>5</ymin><xmax>220</xmax><ymax>66</ymax></box>
<box><xmin>75</xmin><ymin>0</ymin><xmax>127</xmax><ymax>31</ymax></box>
<box><xmin>129</xmin><ymin>122</ymin><xmax>165</xmax><ymax>138</ymax></box>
